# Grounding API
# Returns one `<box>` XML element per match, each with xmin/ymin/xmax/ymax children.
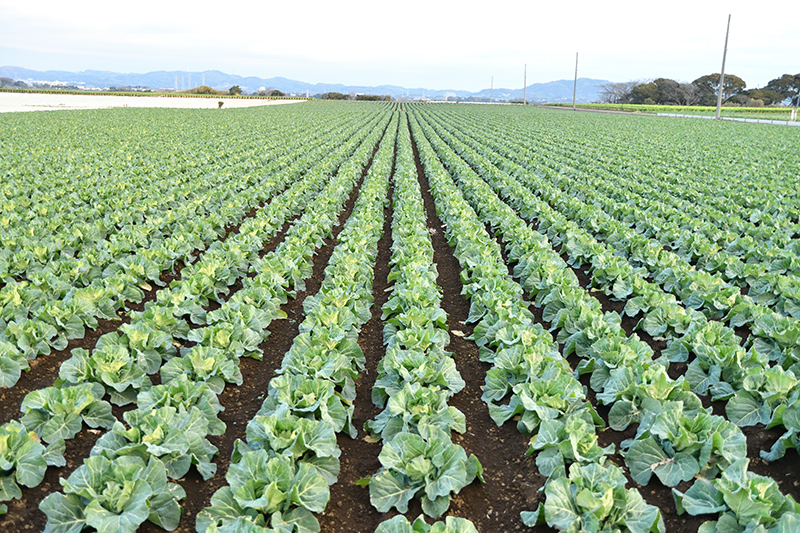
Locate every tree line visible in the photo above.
<box><xmin>599</xmin><ymin>73</ymin><xmax>800</xmax><ymax>107</ymax></box>
<box><xmin>318</xmin><ymin>92</ymin><xmax>393</xmax><ymax>101</ymax></box>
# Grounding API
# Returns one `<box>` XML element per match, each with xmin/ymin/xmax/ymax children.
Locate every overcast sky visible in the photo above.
<box><xmin>1</xmin><ymin>0</ymin><xmax>797</xmax><ymax>91</ymax></box>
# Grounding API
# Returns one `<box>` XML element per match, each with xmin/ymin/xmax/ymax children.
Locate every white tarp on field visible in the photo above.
<box><xmin>0</xmin><ymin>92</ymin><xmax>306</xmax><ymax>113</ymax></box>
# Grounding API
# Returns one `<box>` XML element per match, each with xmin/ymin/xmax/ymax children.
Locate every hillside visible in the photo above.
<box><xmin>0</xmin><ymin>66</ymin><xmax>610</xmax><ymax>102</ymax></box>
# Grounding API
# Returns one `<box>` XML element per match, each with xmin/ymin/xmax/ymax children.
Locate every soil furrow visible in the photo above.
<box><xmin>141</xmin><ymin>128</ymin><xmax>386</xmax><ymax>533</ymax></box>
<box><xmin>0</xmin><ymin>200</ymin><xmax>282</xmax><ymax>424</ymax></box>
<box><xmin>316</xmin><ymin>181</ymin><xmax>395</xmax><ymax>533</ymax></box>
<box><xmin>317</xmin><ymin>117</ymin><xmax>397</xmax><ymax>533</ymax></box>
<box><xmin>0</xmin><ymin>206</ymin><xmax>298</xmax><ymax>533</ymax></box>
<box><xmin>410</xmin><ymin>124</ymin><xmax>553</xmax><ymax>533</ymax></box>
<box><xmin>2</xmin><ymin>118</ymin><xmax>389</xmax><ymax>533</ymax></box>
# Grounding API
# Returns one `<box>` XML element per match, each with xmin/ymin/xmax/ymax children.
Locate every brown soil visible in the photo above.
<box><xmin>139</xmin><ymin>130</ymin><xmax>382</xmax><ymax>533</ymax></box>
<box><xmin>742</xmin><ymin>425</ymin><xmax>800</xmax><ymax>497</ymax></box>
<box><xmin>476</xmin><ymin>185</ymin><xmax>800</xmax><ymax>532</ymax></box>
<box><xmin>410</xmin><ymin>131</ymin><xmax>554</xmax><ymax>533</ymax></box>
<box><xmin>3</xmin><ymin>111</ymin><xmax>799</xmax><ymax>533</ymax></box>
<box><xmin>417</xmin><ymin>168</ymin><xmax>552</xmax><ymax>533</ymax></box>
<box><xmin>316</xmin><ymin>177</ymin><xmax>394</xmax><ymax>533</ymax></box>
<box><xmin>0</xmin><ymin>202</ymin><xmax>272</xmax><ymax>425</ymax></box>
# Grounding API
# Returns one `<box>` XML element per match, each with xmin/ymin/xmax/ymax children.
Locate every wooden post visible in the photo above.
<box><xmin>523</xmin><ymin>64</ymin><xmax>527</xmax><ymax>105</ymax></box>
<box><xmin>715</xmin><ymin>15</ymin><xmax>731</xmax><ymax>120</ymax></box>
<box><xmin>572</xmin><ymin>52</ymin><xmax>579</xmax><ymax>110</ymax></box>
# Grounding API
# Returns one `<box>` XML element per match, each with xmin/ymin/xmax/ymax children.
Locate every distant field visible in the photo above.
<box><xmin>549</xmin><ymin>102</ymin><xmax>796</xmax><ymax>121</ymax></box>
<box><xmin>2</xmin><ymin>102</ymin><xmax>800</xmax><ymax>533</ymax></box>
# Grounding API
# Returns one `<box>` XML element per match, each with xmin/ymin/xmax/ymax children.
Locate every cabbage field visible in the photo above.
<box><xmin>1</xmin><ymin>101</ymin><xmax>799</xmax><ymax>533</ymax></box>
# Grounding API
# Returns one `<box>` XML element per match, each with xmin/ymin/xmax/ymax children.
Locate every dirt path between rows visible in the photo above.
<box><xmin>316</xmin><ymin>117</ymin><xmax>556</xmax><ymax>532</ymax></box>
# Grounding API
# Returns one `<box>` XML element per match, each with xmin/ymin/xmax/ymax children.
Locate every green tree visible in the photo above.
<box><xmin>692</xmin><ymin>74</ymin><xmax>746</xmax><ymax>105</ymax></box>
<box><xmin>228</xmin><ymin>85</ymin><xmax>242</xmax><ymax>96</ymax></box>
<box><xmin>320</xmin><ymin>92</ymin><xmax>348</xmax><ymax>100</ymax></box>
<box><xmin>652</xmin><ymin>78</ymin><xmax>699</xmax><ymax>105</ymax></box>
<box><xmin>598</xmin><ymin>81</ymin><xmax>640</xmax><ymax>104</ymax></box>
<box><xmin>629</xmin><ymin>82</ymin><xmax>659</xmax><ymax>104</ymax></box>
<box><xmin>258</xmin><ymin>88</ymin><xmax>285</xmax><ymax>97</ymax></box>
<box><xmin>0</xmin><ymin>77</ymin><xmax>30</xmax><ymax>89</ymax></box>
<box><xmin>765</xmin><ymin>74</ymin><xmax>800</xmax><ymax>106</ymax></box>
<box><xmin>740</xmin><ymin>88</ymin><xmax>784</xmax><ymax>106</ymax></box>
<box><xmin>191</xmin><ymin>85</ymin><xmax>224</xmax><ymax>95</ymax></box>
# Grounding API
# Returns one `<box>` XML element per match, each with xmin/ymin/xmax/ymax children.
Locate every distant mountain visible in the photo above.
<box><xmin>0</xmin><ymin>66</ymin><xmax>610</xmax><ymax>103</ymax></box>
<box><xmin>473</xmin><ymin>78</ymin><xmax>610</xmax><ymax>104</ymax></box>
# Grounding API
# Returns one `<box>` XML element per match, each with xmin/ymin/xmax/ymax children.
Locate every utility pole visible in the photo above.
<box><xmin>572</xmin><ymin>52</ymin><xmax>579</xmax><ymax>110</ymax></box>
<box><xmin>490</xmin><ymin>76</ymin><xmax>493</xmax><ymax>103</ymax></box>
<box><xmin>523</xmin><ymin>64</ymin><xmax>527</xmax><ymax>105</ymax></box>
<box><xmin>715</xmin><ymin>14</ymin><xmax>731</xmax><ymax>120</ymax></box>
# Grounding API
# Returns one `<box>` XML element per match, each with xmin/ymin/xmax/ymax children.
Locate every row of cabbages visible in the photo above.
<box><xmin>413</xmin><ymin>104</ymin><xmax>800</xmax><ymax>533</ymax></box>
<box><xmin>425</xmin><ymin>104</ymin><xmax>800</xmax><ymax>463</ymax></box>
<box><xmin>357</xmin><ymin>115</ymin><xmax>481</xmax><ymax>533</ymax></box>
<box><xmin>0</xmin><ymin>107</ymin><xmax>353</xmax><ymax>388</ymax></box>
<box><xmin>410</xmin><ymin>110</ymin><xmax>663</xmax><ymax>533</ymax></box>
<box><xmin>196</xmin><ymin>111</ymin><xmax>398</xmax><ymax>532</ymax></box>
<box><xmin>0</xmin><ymin>109</ymin><xmax>391</xmax><ymax>529</ymax></box>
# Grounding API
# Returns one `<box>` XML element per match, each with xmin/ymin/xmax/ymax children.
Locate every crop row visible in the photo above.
<box><xmin>357</xmin><ymin>114</ymin><xmax>481</xmax><ymax>533</ymax></box>
<box><xmin>418</xmin><ymin>104</ymin><xmax>800</xmax><ymax>463</ymax></box>
<box><xmin>410</xmin><ymin>104</ymin><xmax>800</xmax><ymax>532</ymax></box>
<box><xmin>0</xmin><ymin>105</ymin><xmax>386</xmax><ymax>387</ymax></box>
<box><xmin>0</xmin><ymin>105</ymin><xmax>395</xmax><ymax>527</ymax></box>
<box><xmin>196</xmin><ymin>110</ymin><xmax>397</xmax><ymax>532</ymax></box>
<box><xmin>408</xmin><ymin>107</ymin><xmax>670</xmax><ymax>532</ymax></box>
